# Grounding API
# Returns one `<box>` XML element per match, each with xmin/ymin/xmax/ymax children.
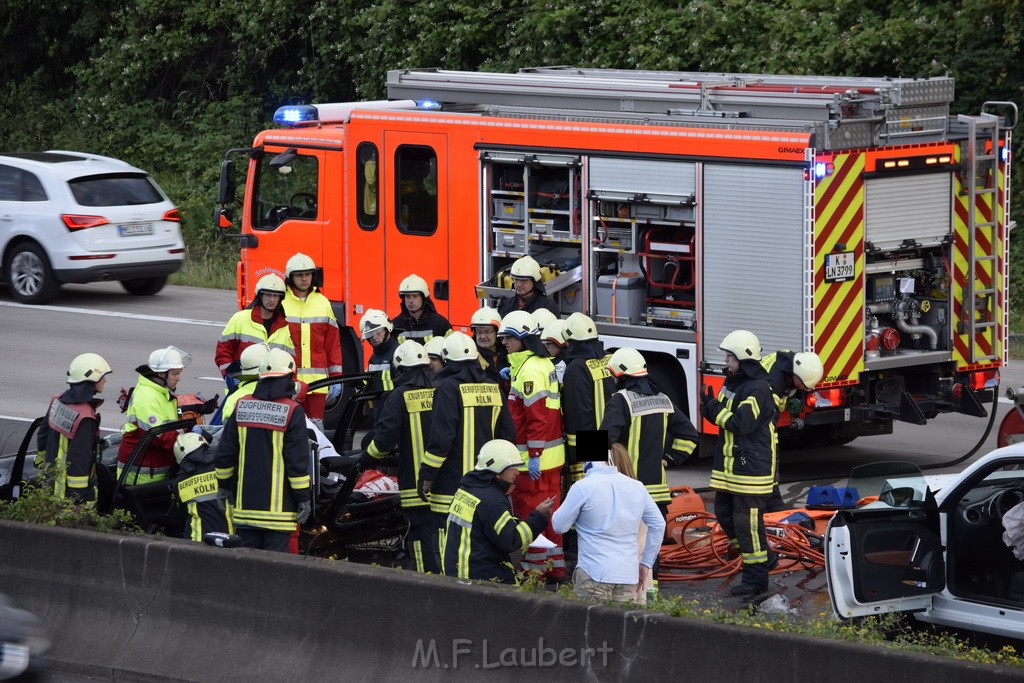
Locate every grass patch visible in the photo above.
<box><xmin>170</xmin><ymin>243</ymin><xmax>238</xmax><ymax>291</ymax></box>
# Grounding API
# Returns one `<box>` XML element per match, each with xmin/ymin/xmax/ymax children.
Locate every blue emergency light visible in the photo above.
<box><xmin>273</xmin><ymin>105</ymin><xmax>319</xmax><ymax>125</ymax></box>
<box><xmin>416</xmin><ymin>100</ymin><xmax>442</xmax><ymax>110</ymax></box>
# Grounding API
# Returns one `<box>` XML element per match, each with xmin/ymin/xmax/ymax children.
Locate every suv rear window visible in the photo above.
<box><xmin>69</xmin><ymin>173</ymin><xmax>164</xmax><ymax>206</ymax></box>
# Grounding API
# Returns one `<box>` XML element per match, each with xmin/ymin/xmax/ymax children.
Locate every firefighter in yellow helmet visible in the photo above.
<box><xmin>215</xmin><ymin>274</ymin><xmax>294</xmax><ymax>392</ymax></box>
<box><xmin>282</xmin><ymin>252</ymin><xmax>343</xmax><ymax>420</ymax></box>
<box><xmin>392</xmin><ymin>273</ymin><xmax>452</xmax><ymax>344</ymax></box>
<box><xmin>361</xmin><ymin>308</ymin><xmax>398</xmax><ymax>422</ymax></box>
<box><xmin>497</xmin><ymin>256</ymin><xmax>559</xmax><ymax>318</ymax></box>
<box><xmin>700</xmin><ymin>330</ymin><xmax>778</xmax><ymax>600</ymax></box>
<box><xmin>38</xmin><ymin>353</ymin><xmax>111</xmax><ymax>503</ymax></box>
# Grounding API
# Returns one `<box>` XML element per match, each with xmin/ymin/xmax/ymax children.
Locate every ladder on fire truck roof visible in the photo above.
<box><xmin>386</xmin><ymin>68</ymin><xmax>956</xmax><ymax>148</ymax></box>
<box><xmin>959</xmin><ymin>110</ymin><xmax>1002</xmax><ymax>363</ymax></box>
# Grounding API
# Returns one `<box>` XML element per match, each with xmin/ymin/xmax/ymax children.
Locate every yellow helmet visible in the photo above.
<box><xmin>67</xmin><ymin>353</ymin><xmax>111</xmax><ymax>384</ymax></box>
<box><xmin>498</xmin><ymin>310</ymin><xmax>539</xmax><ymax>339</ymax></box>
<box><xmin>608</xmin><ymin>347</ymin><xmax>647</xmax><ymax>377</ymax></box>
<box><xmin>475</xmin><ymin>439</ymin><xmax>524</xmax><ymax>473</ymax></box>
<box><xmin>359</xmin><ymin>309</ymin><xmax>393</xmax><ymax>339</ymax></box>
<box><xmin>398</xmin><ymin>274</ymin><xmax>430</xmax><ymax>297</ymax></box>
<box><xmin>719</xmin><ymin>330</ymin><xmax>761</xmax><ymax>361</ymax></box>
<box><xmin>470</xmin><ymin>306</ymin><xmax>502</xmax><ymax>330</ymax></box>
<box><xmin>254</xmin><ymin>274</ymin><xmax>287</xmax><ymax>297</ymax></box>
<box><xmin>564</xmin><ymin>312</ymin><xmax>598</xmax><ymax>341</ymax></box>
<box><xmin>394</xmin><ymin>340</ymin><xmax>429</xmax><ymax>368</ymax></box>
<box><xmin>509</xmin><ymin>255</ymin><xmax>542</xmax><ymax>281</ymax></box>
<box><xmin>260</xmin><ymin>348</ymin><xmax>296</xmax><ymax>378</ymax></box>
<box><xmin>285</xmin><ymin>253</ymin><xmax>317</xmax><ymax>279</ymax></box>
<box><xmin>423</xmin><ymin>336</ymin><xmax>446</xmax><ymax>359</ymax></box>
<box><xmin>442</xmin><ymin>331</ymin><xmax>479</xmax><ymax>362</ymax></box>
<box><xmin>792</xmin><ymin>352</ymin><xmax>824</xmax><ymax>389</ymax></box>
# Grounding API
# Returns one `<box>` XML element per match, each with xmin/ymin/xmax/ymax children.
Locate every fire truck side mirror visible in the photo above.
<box><xmin>214</xmin><ymin>207</ymin><xmax>234</xmax><ymax>231</ymax></box>
<box><xmin>433</xmin><ymin>279</ymin><xmax>449</xmax><ymax>301</ymax></box>
<box><xmin>218</xmin><ymin>159</ymin><xmax>237</xmax><ymax>205</ymax></box>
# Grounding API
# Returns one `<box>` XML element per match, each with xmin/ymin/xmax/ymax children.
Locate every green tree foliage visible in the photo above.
<box><xmin>0</xmin><ymin>0</ymin><xmax>1021</xmax><ymax>301</ymax></box>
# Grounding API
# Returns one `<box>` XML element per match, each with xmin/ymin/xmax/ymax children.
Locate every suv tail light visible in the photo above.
<box><xmin>62</xmin><ymin>214</ymin><xmax>109</xmax><ymax>230</ymax></box>
<box><xmin>162</xmin><ymin>208</ymin><xmax>181</xmax><ymax>222</ymax></box>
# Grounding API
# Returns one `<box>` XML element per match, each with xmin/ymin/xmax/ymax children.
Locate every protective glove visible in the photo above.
<box><xmin>417</xmin><ymin>469</ymin><xmax>435</xmax><ymax>502</ymax></box>
<box><xmin>499</xmin><ymin>367</ymin><xmax>512</xmax><ymax>382</ymax></box>
<box><xmin>358</xmin><ymin>450</ymin><xmax>377</xmax><ymax>469</ymax></box>
<box><xmin>216</xmin><ymin>488</ymin><xmax>234</xmax><ymax>513</ymax></box>
<box><xmin>698</xmin><ymin>385</ymin><xmax>714</xmax><ymax>418</ymax></box>
<box><xmin>191</xmin><ymin>425</ymin><xmax>206</xmax><ymax>435</ymax></box>
<box><xmin>295</xmin><ymin>500</ymin><xmax>312</xmax><ymax>525</ymax></box>
<box><xmin>700</xmin><ymin>385</ymin><xmax>723</xmax><ymax>421</ymax></box>
<box><xmin>327</xmin><ymin>383</ymin><xmax>342</xmax><ymax>402</ymax></box>
<box><xmin>528</xmin><ymin>456</ymin><xmax>542</xmax><ymax>481</ymax></box>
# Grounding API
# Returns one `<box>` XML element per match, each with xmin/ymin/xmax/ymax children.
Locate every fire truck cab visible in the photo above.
<box><xmin>217</xmin><ymin>67</ymin><xmax>1015</xmax><ymax>446</ymax></box>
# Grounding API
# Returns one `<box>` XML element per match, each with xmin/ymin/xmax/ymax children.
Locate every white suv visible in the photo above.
<box><xmin>0</xmin><ymin>151</ymin><xmax>184</xmax><ymax>304</ymax></box>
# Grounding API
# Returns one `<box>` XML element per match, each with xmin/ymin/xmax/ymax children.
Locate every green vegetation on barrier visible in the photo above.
<box><xmin>0</xmin><ymin>467</ymin><xmax>139</xmax><ymax>534</ymax></box>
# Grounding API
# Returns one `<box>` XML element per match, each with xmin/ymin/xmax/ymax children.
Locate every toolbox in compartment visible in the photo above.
<box><xmin>597</xmin><ymin>274</ymin><xmax>647</xmax><ymax>325</ymax></box>
<box><xmin>492</xmin><ymin>198</ymin><xmax>525</xmax><ymax>221</ymax></box>
<box><xmin>492</xmin><ymin>228</ymin><xmax>526</xmax><ymax>255</ymax></box>
<box><xmin>632</xmin><ymin>203</ymin><xmax>663</xmax><ymax>220</ymax></box>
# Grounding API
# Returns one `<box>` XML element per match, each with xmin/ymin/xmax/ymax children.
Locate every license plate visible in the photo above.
<box><xmin>824</xmin><ymin>251</ymin><xmax>855</xmax><ymax>282</ymax></box>
<box><xmin>117</xmin><ymin>223</ymin><xmax>154</xmax><ymax>237</ymax></box>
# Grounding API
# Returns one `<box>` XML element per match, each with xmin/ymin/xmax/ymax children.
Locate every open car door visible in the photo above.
<box><xmin>826</xmin><ymin>461</ymin><xmax>946</xmax><ymax>618</ymax></box>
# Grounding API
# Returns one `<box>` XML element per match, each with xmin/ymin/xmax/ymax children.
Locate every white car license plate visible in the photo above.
<box><xmin>117</xmin><ymin>223</ymin><xmax>154</xmax><ymax>237</ymax></box>
<box><xmin>824</xmin><ymin>251</ymin><xmax>855</xmax><ymax>282</ymax></box>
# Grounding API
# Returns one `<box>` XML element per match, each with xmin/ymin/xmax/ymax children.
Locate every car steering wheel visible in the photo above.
<box><xmin>265</xmin><ymin>205</ymin><xmax>294</xmax><ymax>225</ymax></box>
<box><xmin>290</xmin><ymin>192</ymin><xmax>318</xmax><ymax>216</ymax></box>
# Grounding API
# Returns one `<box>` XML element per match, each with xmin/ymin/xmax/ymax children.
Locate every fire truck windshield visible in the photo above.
<box><xmin>253</xmin><ymin>152</ymin><xmax>319</xmax><ymax>230</ymax></box>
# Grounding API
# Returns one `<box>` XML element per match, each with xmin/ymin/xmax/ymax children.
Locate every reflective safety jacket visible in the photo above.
<box><xmin>600</xmin><ymin>377</ymin><xmax>698</xmax><ymax>504</ymax></box>
<box><xmin>561</xmin><ymin>340</ymin><xmax>615</xmax><ymax>466</ymax></box>
<box><xmin>215</xmin><ymin>307</ymin><xmax>294</xmax><ymax>376</ymax></box>
<box><xmin>366</xmin><ymin>335</ymin><xmax>399</xmax><ymax>421</ymax></box>
<box><xmin>421</xmin><ymin>361</ymin><xmax>516</xmax><ymax>515</ymax></box>
<box><xmin>215</xmin><ymin>377</ymin><xmax>311</xmax><ymax>532</ymax></box>
<box><xmin>175</xmin><ymin>443</ymin><xmax>231</xmax><ymax>541</ymax></box>
<box><xmin>283</xmin><ymin>288</ymin><xmax>342</xmax><ymax>394</ymax></box>
<box><xmin>367</xmin><ymin>367</ymin><xmax>435</xmax><ymax>510</ymax></box>
<box><xmin>40</xmin><ymin>385</ymin><xmax>101</xmax><ymax>502</ymax></box>
<box><xmin>507</xmin><ymin>350</ymin><xmax>565</xmax><ymax>471</ymax></box>
<box><xmin>221</xmin><ymin>379</ymin><xmax>257</xmax><ymax>420</ymax></box>
<box><xmin>391</xmin><ymin>298</ymin><xmax>452</xmax><ymax>344</ymax></box>
<box><xmin>707</xmin><ymin>360</ymin><xmax>778</xmax><ymax>496</ymax></box>
<box><xmin>118</xmin><ymin>374</ymin><xmax>179</xmax><ymax>484</ymax></box>
<box><xmin>442</xmin><ymin>469</ymin><xmax>549</xmax><ymax>583</ymax></box>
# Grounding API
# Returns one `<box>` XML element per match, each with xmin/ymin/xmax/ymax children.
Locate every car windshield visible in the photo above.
<box><xmin>846</xmin><ymin>461</ymin><xmax>930</xmax><ymax>509</ymax></box>
<box><xmin>68</xmin><ymin>173</ymin><xmax>163</xmax><ymax>206</ymax></box>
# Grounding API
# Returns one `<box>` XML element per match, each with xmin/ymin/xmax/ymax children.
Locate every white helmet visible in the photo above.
<box><xmin>260</xmin><ymin>348</ymin><xmax>296</xmax><ymax>379</ymax></box>
<box><xmin>285</xmin><ymin>253</ymin><xmax>317</xmax><ymax>279</ymax></box>
<box><xmin>510</xmin><ymin>255</ymin><xmax>542</xmax><ymax>282</ymax></box>
<box><xmin>398</xmin><ymin>274</ymin><xmax>430</xmax><ymax>297</ymax></box>
<box><xmin>394</xmin><ymin>340</ymin><xmax>429</xmax><ymax>368</ymax></box>
<box><xmin>719</xmin><ymin>330</ymin><xmax>762</xmax><ymax>361</ymax></box>
<box><xmin>475</xmin><ymin>439</ymin><xmax>524</xmax><ymax>474</ymax></box>
<box><xmin>423</xmin><ymin>336</ymin><xmax>446</xmax><ymax>359</ymax></box>
<box><xmin>531</xmin><ymin>308</ymin><xmax>557</xmax><ymax>329</ymax></box>
<box><xmin>254</xmin><ymin>274</ymin><xmax>287</xmax><ymax>297</ymax></box>
<box><xmin>564</xmin><ymin>312</ymin><xmax>598</xmax><ymax>341</ymax></box>
<box><xmin>173</xmin><ymin>432</ymin><xmax>207</xmax><ymax>464</ymax></box>
<box><xmin>67</xmin><ymin>353</ymin><xmax>112</xmax><ymax>384</ymax></box>
<box><xmin>239</xmin><ymin>343</ymin><xmax>271</xmax><ymax>377</ymax></box>
<box><xmin>442</xmin><ymin>331</ymin><xmax>479</xmax><ymax>362</ymax></box>
<box><xmin>498</xmin><ymin>310</ymin><xmax>539</xmax><ymax>339</ymax></box>
<box><xmin>541</xmin><ymin>320</ymin><xmax>568</xmax><ymax>347</ymax></box>
<box><xmin>359</xmin><ymin>309</ymin><xmax>393</xmax><ymax>339</ymax></box>
<box><xmin>607</xmin><ymin>347</ymin><xmax>647</xmax><ymax>377</ymax></box>
<box><xmin>470</xmin><ymin>306</ymin><xmax>502</xmax><ymax>330</ymax></box>
<box><xmin>148</xmin><ymin>346</ymin><xmax>191</xmax><ymax>372</ymax></box>
<box><xmin>792</xmin><ymin>352</ymin><xmax>824</xmax><ymax>389</ymax></box>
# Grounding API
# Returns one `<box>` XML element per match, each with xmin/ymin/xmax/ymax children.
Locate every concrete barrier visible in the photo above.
<box><xmin>1</xmin><ymin>520</ymin><xmax>1021</xmax><ymax>681</ymax></box>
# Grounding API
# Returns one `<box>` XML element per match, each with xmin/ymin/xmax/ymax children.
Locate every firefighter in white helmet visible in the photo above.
<box><xmin>392</xmin><ymin>273</ymin><xmax>452</xmax><ymax>344</ymax></box>
<box><xmin>442</xmin><ymin>439</ymin><xmax>555</xmax><ymax>583</ymax></box>
<box><xmin>700</xmin><ymin>330</ymin><xmax>778</xmax><ymax>600</ymax></box>
<box><xmin>539</xmin><ymin>318</ymin><xmax>568</xmax><ymax>384</ymax></box>
<box><xmin>215</xmin><ymin>273</ymin><xmax>294</xmax><ymax>394</ymax></box>
<box><xmin>282</xmin><ymin>252</ymin><xmax>343</xmax><ymax>420</ymax></box>
<box><xmin>215</xmin><ymin>348</ymin><xmax>311</xmax><ymax>552</ymax></box>
<box><xmin>561</xmin><ymin>312</ymin><xmax>615</xmax><ymax>482</ymax></box>
<box><xmin>173</xmin><ymin>431</ymin><xmax>231</xmax><ymax>541</ymax></box>
<box><xmin>423</xmin><ymin>335</ymin><xmax>446</xmax><ymax>381</ymax></box>
<box><xmin>364</xmin><ymin>340</ymin><xmax>440</xmax><ymax>573</ymax></box>
<box><xmin>118</xmin><ymin>346</ymin><xmax>194</xmax><ymax>486</ymax></box>
<box><xmin>221</xmin><ymin>343</ymin><xmax>270</xmax><ymax>420</ymax></box>
<box><xmin>469</xmin><ymin>305</ymin><xmax>506</xmax><ymax>385</ymax></box>
<box><xmin>360</xmin><ymin>308</ymin><xmax>398</xmax><ymax>421</ymax></box>
<box><xmin>38</xmin><ymin>353</ymin><xmax>112</xmax><ymax>503</ymax></box>
<box><xmin>497</xmin><ymin>256</ymin><xmax>559</xmax><ymax>318</ymax></box>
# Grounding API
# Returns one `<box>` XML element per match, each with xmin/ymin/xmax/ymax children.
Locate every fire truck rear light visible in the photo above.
<box><xmin>62</xmin><ymin>214</ymin><xmax>109</xmax><ymax>230</ymax></box>
<box><xmin>967</xmin><ymin>370</ymin><xmax>1000</xmax><ymax>390</ymax></box>
<box><xmin>273</xmin><ymin>105</ymin><xmax>318</xmax><ymax>125</ymax></box>
<box><xmin>163</xmin><ymin>209</ymin><xmax>181</xmax><ymax>222</ymax></box>
<box><xmin>813</xmin><ymin>162</ymin><xmax>834</xmax><ymax>178</ymax></box>
<box><xmin>810</xmin><ymin>388</ymin><xmax>845</xmax><ymax>408</ymax></box>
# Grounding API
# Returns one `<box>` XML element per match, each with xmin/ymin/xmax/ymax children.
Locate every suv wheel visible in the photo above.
<box><xmin>120</xmin><ymin>276</ymin><xmax>168</xmax><ymax>296</ymax></box>
<box><xmin>5</xmin><ymin>242</ymin><xmax>59</xmax><ymax>304</ymax></box>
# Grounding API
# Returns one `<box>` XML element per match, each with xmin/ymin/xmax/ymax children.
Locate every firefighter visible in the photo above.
<box><xmin>38</xmin><ymin>353</ymin><xmax>111</xmax><ymax>503</ymax></box>
<box><xmin>173</xmin><ymin>432</ymin><xmax>231</xmax><ymax>542</ymax></box>
<box><xmin>470</xmin><ymin>305</ymin><xmax>506</xmax><ymax>385</ymax></box>
<box><xmin>700</xmin><ymin>330</ymin><xmax>778</xmax><ymax>599</ymax></box>
<box><xmin>391</xmin><ymin>274</ymin><xmax>452</xmax><ymax>344</ymax></box>
<box><xmin>539</xmin><ymin>318</ymin><xmax>568</xmax><ymax>384</ymax></box>
<box><xmin>361</xmin><ymin>308</ymin><xmax>399</xmax><ymax>421</ymax></box>
<box><xmin>423</xmin><ymin>335</ymin><xmax>446</xmax><ymax>382</ymax></box>
<box><xmin>499</xmin><ymin>310</ymin><xmax>567</xmax><ymax>580</ymax></box>
<box><xmin>118</xmin><ymin>346</ymin><xmax>192</xmax><ymax>485</ymax></box>
<box><xmin>761</xmin><ymin>349</ymin><xmax>825</xmax><ymax>512</ymax></box>
<box><xmin>497</xmin><ymin>255</ymin><xmax>559</xmax><ymax>317</ymax></box>
<box><xmin>600</xmin><ymin>347</ymin><xmax>698</xmax><ymax>514</ymax></box>
<box><xmin>282</xmin><ymin>252</ymin><xmax>343</xmax><ymax>420</ymax></box>
<box><xmin>561</xmin><ymin>313</ymin><xmax>615</xmax><ymax>482</ymax></box>
<box><xmin>221</xmin><ymin>343</ymin><xmax>270</xmax><ymax>420</ymax></box>
<box><xmin>215</xmin><ymin>274</ymin><xmax>294</xmax><ymax>381</ymax></box>
<box><xmin>215</xmin><ymin>348</ymin><xmax>312</xmax><ymax>552</ymax></box>
<box><xmin>442</xmin><ymin>439</ymin><xmax>555</xmax><ymax>583</ymax></box>
<box><xmin>364</xmin><ymin>340</ymin><xmax>439</xmax><ymax>573</ymax></box>
<box><xmin>418</xmin><ymin>332</ymin><xmax>516</xmax><ymax>540</ymax></box>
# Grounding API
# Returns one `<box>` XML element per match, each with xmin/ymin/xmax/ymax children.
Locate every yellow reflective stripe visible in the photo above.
<box><xmin>673</xmin><ymin>438</ymin><xmax>696</xmax><ymax>454</ymax></box>
<box><xmin>628</xmin><ymin>416</ymin><xmax>641</xmax><ymax>474</ymax></box>
<box><xmin>516</xmin><ymin>521</ymin><xmax>535</xmax><ymax>548</ymax></box>
<box><xmin>645</xmin><ymin>482</ymin><xmax>671</xmax><ymax>503</ymax></box>
<box><xmin>749</xmin><ymin>506</ymin><xmax>762</xmax><ymax>556</ymax></box>
<box><xmin>421</xmin><ymin>450</ymin><xmax>444</xmax><ymax>469</ymax></box>
<box><xmin>66</xmin><ymin>474</ymin><xmax>90</xmax><ymax>488</ymax></box>
<box><xmin>458</xmin><ymin>527</ymin><xmax>472</xmax><ymax>580</ymax></box>
<box><xmin>744</xmin><ymin>396</ymin><xmax>760</xmax><ymax>420</ymax></box>
<box><xmin>566</xmin><ymin>433</ymin><xmax>577</xmax><ymax>447</ymax></box>
<box><xmin>410</xmin><ymin>413</ymin><xmax>425</xmax><ymax>468</ymax></box>
<box><xmin>271</xmin><ymin>430</ymin><xmax>284</xmax><ymax>512</ymax></box>
<box><xmin>430</xmin><ymin>493</ymin><xmax>455</xmax><ymax>515</ymax></box>
<box><xmin>367</xmin><ymin>440</ymin><xmax>387</xmax><ymax>458</ymax></box>
<box><xmin>462</xmin><ymin>406</ymin><xmax>474</xmax><ymax>476</ymax></box>
<box><xmin>412</xmin><ymin>540</ymin><xmax>425</xmax><ymax>573</ymax></box>
<box><xmin>215</xmin><ymin>467</ymin><xmax>235</xmax><ymax>480</ymax></box>
<box><xmin>714</xmin><ymin>410</ymin><xmax>733</xmax><ymax>429</ymax></box>
<box><xmin>494</xmin><ymin>510</ymin><xmax>513</xmax><ymax>536</ymax></box>
<box><xmin>237</xmin><ymin>429</ymin><xmax>248</xmax><ymax>499</ymax></box>
<box><xmin>289</xmin><ymin>475</ymin><xmax>311</xmax><ymax>489</ymax></box>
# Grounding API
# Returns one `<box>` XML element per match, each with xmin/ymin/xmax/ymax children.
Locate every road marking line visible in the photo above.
<box><xmin>0</xmin><ymin>414</ymin><xmax>119</xmax><ymax>432</ymax></box>
<box><xmin>0</xmin><ymin>301</ymin><xmax>225</xmax><ymax>327</ymax></box>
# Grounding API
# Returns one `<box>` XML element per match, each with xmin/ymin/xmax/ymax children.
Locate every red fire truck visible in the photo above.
<box><xmin>216</xmin><ymin>67</ymin><xmax>1015</xmax><ymax>447</ymax></box>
